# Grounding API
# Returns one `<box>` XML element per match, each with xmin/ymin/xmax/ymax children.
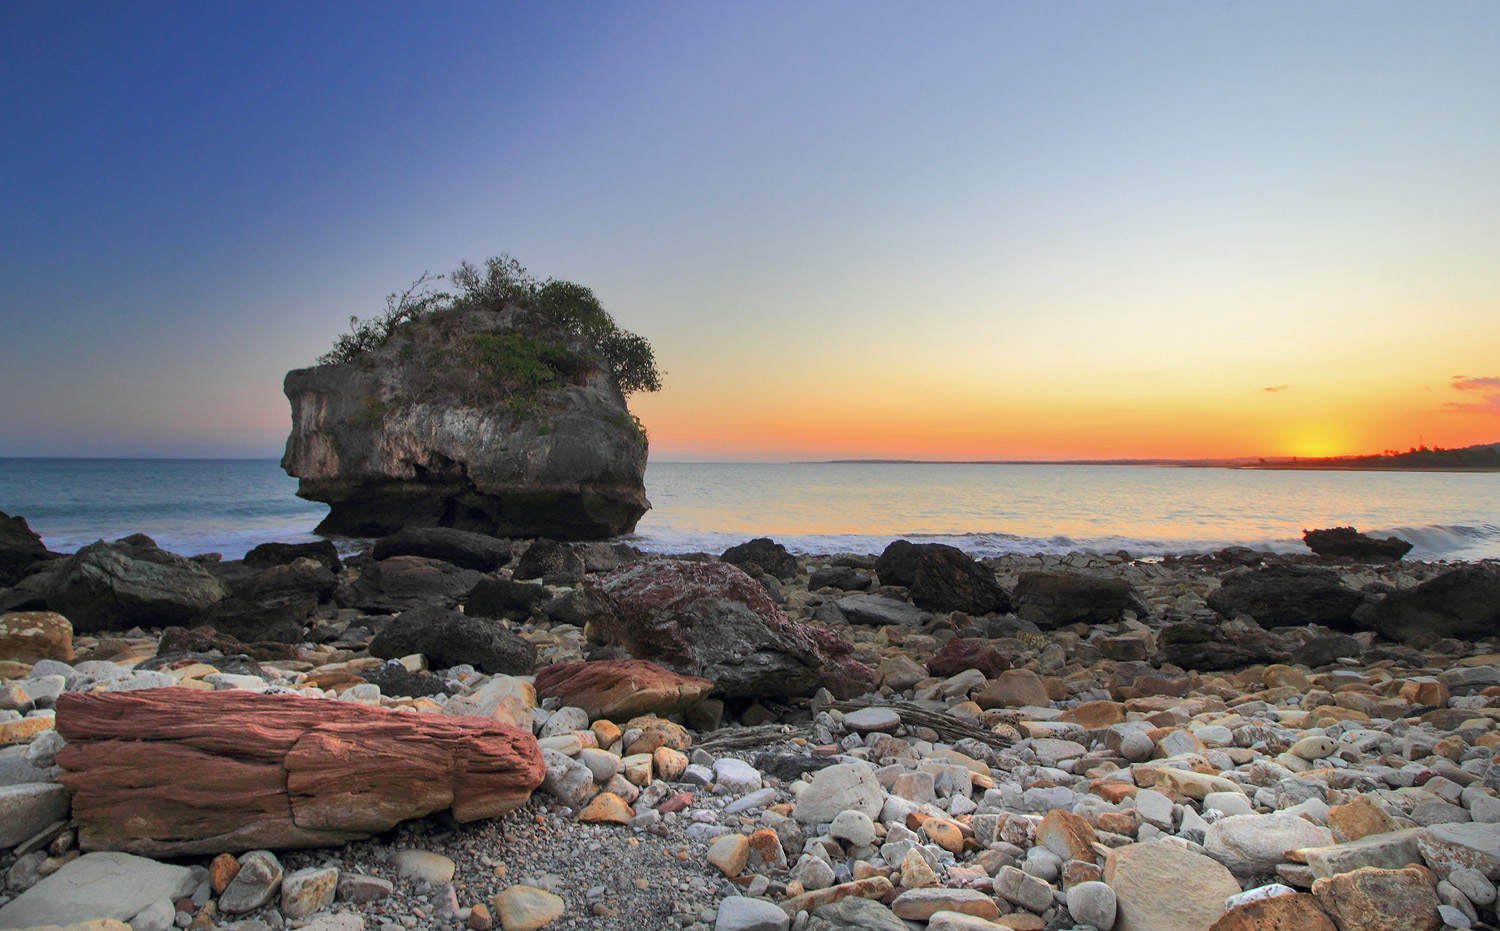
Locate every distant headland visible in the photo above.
<box><xmin>816</xmin><ymin>440</ymin><xmax>1500</xmax><ymax>472</ymax></box>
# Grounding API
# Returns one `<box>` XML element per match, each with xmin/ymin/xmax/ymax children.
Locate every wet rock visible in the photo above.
<box><xmin>371</xmin><ymin>526</ymin><xmax>512</xmax><ymax>572</ymax></box>
<box><xmin>512</xmin><ymin>538</ymin><xmax>585</xmax><ymax>584</ymax></box>
<box><xmin>1303</xmin><ymin>526</ymin><xmax>1413</xmax><ymax>561</ymax></box>
<box><xmin>338</xmin><ymin>556</ymin><xmax>482</xmax><ymax>613</ymax></box>
<box><xmin>242</xmin><ymin>540</ymin><xmax>342</xmax><ymax>573</ymax></box>
<box><xmin>593</xmin><ymin>559</ymin><xmax>872</xmax><ymax>699</ymax></box>
<box><xmin>1012</xmin><ymin>571</ymin><xmax>1150</xmax><ymax>628</ymax></box>
<box><xmin>1206</xmin><ymin>565</ymin><xmax>1366</xmax><ymax>631</ymax></box>
<box><xmin>722</xmin><ymin>538</ymin><xmax>799</xmax><ymax>582</ymax></box>
<box><xmin>1371</xmin><ymin>566</ymin><xmax>1500</xmax><ymax>644</ymax></box>
<box><xmin>54</xmin><ymin>689</ymin><xmax>544</xmax><ymax>856</ymax></box>
<box><xmin>368</xmin><ymin>606</ymin><xmax>536</xmax><ymax>675</ymax></box>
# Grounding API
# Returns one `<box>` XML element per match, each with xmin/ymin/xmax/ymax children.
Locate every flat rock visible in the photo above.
<box><xmin>371</xmin><ymin>527</ymin><xmax>512</xmax><ymax>572</ymax></box>
<box><xmin>1205</xmin><ymin>812</ymin><xmax>1335</xmax><ymax>879</ymax></box>
<box><xmin>1106</xmin><ymin>840</ymin><xmax>1241</xmax><ymax>931</ymax></box>
<box><xmin>532</xmin><ymin>659</ymin><xmax>712</xmax><ymax>720</ymax></box>
<box><xmin>0</xmin><ymin>852</ymin><xmax>197</xmax><ymax>928</ymax></box>
<box><xmin>492</xmin><ymin>884</ymin><xmax>565</xmax><ymax>931</ymax></box>
<box><xmin>54</xmin><ymin>689</ymin><xmax>544</xmax><ymax>856</ymax></box>
<box><xmin>1012</xmin><ymin>571</ymin><xmax>1150</xmax><ymax>627</ymax></box>
<box><xmin>975</xmin><ymin>669</ymin><xmax>1050</xmax><ymax>709</ymax></box>
<box><xmin>716</xmin><ymin>895</ymin><xmax>791</xmax><ymax>931</ymax></box>
<box><xmin>1298</xmin><ymin>828</ymin><xmax>1426</xmax><ymax>880</ymax></box>
<box><xmin>810</xmin><ymin>896</ymin><xmax>904</xmax><ymax>931</ymax></box>
<box><xmin>1417</xmin><ymin>822</ymin><xmax>1500</xmax><ymax>880</ymax></box>
<box><xmin>890</xmin><ymin>888</ymin><xmax>1000</xmax><ymax>921</ymax></box>
<box><xmin>833</xmin><ymin>594</ymin><xmax>932</xmax><ymax>628</ymax></box>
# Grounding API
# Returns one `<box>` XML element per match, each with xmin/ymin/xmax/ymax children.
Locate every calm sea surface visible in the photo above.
<box><xmin>1</xmin><ymin>458</ymin><xmax>1497</xmax><ymax>562</ymax></box>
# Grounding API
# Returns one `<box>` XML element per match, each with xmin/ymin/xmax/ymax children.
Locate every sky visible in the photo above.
<box><xmin>2</xmin><ymin>2</ymin><xmax>1498</xmax><ymax>462</ymax></box>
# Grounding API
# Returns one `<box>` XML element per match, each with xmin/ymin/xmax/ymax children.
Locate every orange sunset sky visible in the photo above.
<box><xmin>3</xmin><ymin>4</ymin><xmax>1497</xmax><ymax>461</ymax></box>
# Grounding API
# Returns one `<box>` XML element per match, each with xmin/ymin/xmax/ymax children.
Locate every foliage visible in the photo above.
<box><xmin>317</xmin><ymin>273</ymin><xmax>448</xmax><ymax>365</ymax></box>
<box><xmin>318</xmin><ymin>255</ymin><xmax>662</xmax><ymax>397</ymax></box>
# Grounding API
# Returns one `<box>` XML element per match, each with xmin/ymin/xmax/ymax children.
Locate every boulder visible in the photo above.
<box><xmin>722</xmin><ymin>538</ymin><xmax>800</xmax><ymax>583</ymax></box>
<box><xmin>14</xmin><ymin>538</ymin><xmax>228</xmax><ymax>633</ymax></box>
<box><xmin>1370</xmin><ymin>566</ymin><xmax>1500</xmax><ymax>644</ymax></box>
<box><xmin>833</xmin><ymin>594</ymin><xmax>931</xmax><ymax>627</ymax></box>
<box><xmin>151</xmin><ymin>625</ymin><xmax>298</xmax><ymax>662</ymax></box>
<box><xmin>464</xmin><ymin>577</ymin><xmax>552</xmax><ymax>621</ymax></box>
<box><xmin>0</xmin><ymin>610</ymin><xmax>73</xmax><ymax>663</ymax></box>
<box><xmin>1156</xmin><ymin>622</ymin><xmax>1294</xmax><ymax>671</ymax></box>
<box><xmin>807</xmin><ymin>565</ymin><xmax>872</xmax><ymax>592</ymax></box>
<box><xmin>337</xmin><ymin>556</ymin><xmax>482</xmax><ymax>613</ymax></box>
<box><xmin>0</xmin><ymin>510</ymin><xmax>55</xmax><ymax>586</ymax></box>
<box><xmin>280</xmin><ymin>305</ymin><xmax>649</xmax><ymax>541</ymax></box>
<box><xmin>1206</xmin><ymin>565</ymin><xmax>1366</xmax><ymax>631</ymax></box>
<box><xmin>1012</xmin><ymin>571</ymin><xmax>1150</xmax><ymax>628</ymax></box>
<box><xmin>1106</xmin><ymin>840</ymin><xmax>1241</xmax><ymax>931</ymax></box>
<box><xmin>873</xmin><ymin>540</ymin><xmax>923</xmax><ymax>587</ymax></box>
<box><xmin>372</xmin><ymin>527</ymin><xmax>512</xmax><ymax>572</ymax></box>
<box><xmin>907</xmin><ymin>545</ymin><xmax>1010</xmax><ymax>615</ymax></box>
<box><xmin>926</xmin><ymin>637</ymin><xmax>1011</xmax><ymax>678</ymax></box>
<box><xmin>54</xmin><ymin>689</ymin><xmax>545</xmax><ymax>856</ymax></box>
<box><xmin>200</xmin><ymin>558</ymin><xmax>337</xmax><ymax>643</ymax></box>
<box><xmin>1209</xmin><ymin>892</ymin><xmax>1337</xmax><ymax>931</ymax></box>
<box><xmin>591</xmin><ymin>559</ymin><xmax>872</xmax><ymax>699</ymax></box>
<box><xmin>1204</xmin><ymin>811</ymin><xmax>1335</xmax><ymax>879</ymax></box>
<box><xmin>368</xmin><ymin>606</ymin><xmax>536</xmax><ymax>675</ymax></box>
<box><xmin>533</xmin><ymin>659</ymin><xmax>712</xmax><ymax>720</ymax></box>
<box><xmin>1311</xmin><ymin>867</ymin><xmax>1441</xmax><ymax>931</ymax></box>
<box><xmin>242</xmin><ymin>540</ymin><xmax>342</xmax><ymax>573</ymax></box>
<box><xmin>511</xmin><ymin>538</ymin><xmax>585</xmax><ymax>584</ymax></box>
<box><xmin>1302</xmin><ymin>526</ymin><xmax>1413</xmax><ymax>561</ymax></box>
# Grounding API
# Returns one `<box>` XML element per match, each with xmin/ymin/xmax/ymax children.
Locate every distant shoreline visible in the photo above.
<box><xmin>807</xmin><ymin>458</ymin><xmax>1500</xmax><ymax>473</ymax></box>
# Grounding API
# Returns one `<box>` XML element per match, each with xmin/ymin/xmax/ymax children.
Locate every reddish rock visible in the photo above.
<box><xmin>533</xmin><ymin>659</ymin><xmax>713</xmax><ymax>721</ymax></box>
<box><xmin>927</xmin><ymin>638</ymin><xmax>1011</xmax><ymax>679</ymax></box>
<box><xmin>54</xmin><ymin>689</ymin><xmax>544</xmax><ymax>857</ymax></box>
<box><xmin>1210</xmin><ymin>892</ymin><xmax>1337</xmax><ymax>931</ymax></box>
<box><xmin>593</xmin><ymin>559</ymin><xmax>872</xmax><ymax>699</ymax></box>
<box><xmin>0</xmin><ymin>611</ymin><xmax>73</xmax><ymax>663</ymax></box>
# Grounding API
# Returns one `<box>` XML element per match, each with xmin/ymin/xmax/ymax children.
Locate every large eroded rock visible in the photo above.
<box><xmin>54</xmin><ymin>689</ymin><xmax>544</xmax><ymax>856</ymax></box>
<box><xmin>281</xmin><ymin>306</ymin><xmax>649</xmax><ymax>540</ymax></box>
<box><xmin>590</xmin><ymin>560</ymin><xmax>873</xmax><ymax>699</ymax></box>
<box><xmin>1370</xmin><ymin>566</ymin><xmax>1500</xmax><ymax>644</ymax></box>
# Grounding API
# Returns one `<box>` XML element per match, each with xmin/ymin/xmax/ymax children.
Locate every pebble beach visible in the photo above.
<box><xmin>1</xmin><ymin>523</ymin><xmax>1498</xmax><ymax>931</ymax></box>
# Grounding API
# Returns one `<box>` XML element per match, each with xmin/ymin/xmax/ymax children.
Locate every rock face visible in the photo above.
<box><xmin>1370</xmin><ymin>566</ymin><xmax>1500</xmax><ymax>644</ymax></box>
<box><xmin>1012</xmin><ymin>571</ymin><xmax>1149</xmax><ymax>628</ymax></box>
<box><xmin>1206</xmin><ymin>565</ymin><xmax>1366</xmax><ymax>630</ymax></box>
<box><xmin>282</xmin><ymin>305</ymin><xmax>649</xmax><ymax>540</ymax></box>
<box><xmin>55</xmin><ymin>689</ymin><xmax>545</xmax><ymax>857</ymax></box>
<box><xmin>1303</xmin><ymin>526</ymin><xmax>1413</xmax><ymax>561</ymax></box>
<box><xmin>15</xmin><ymin>537</ymin><xmax>228</xmax><ymax>633</ymax></box>
<box><xmin>590</xmin><ymin>560</ymin><xmax>873</xmax><ymax>699</ymax></box>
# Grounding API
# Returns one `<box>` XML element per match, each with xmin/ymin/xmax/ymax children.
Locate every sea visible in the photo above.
<box><xmin>1</xmin><ymin>458</ymin><xmax>1497</xmax><ymax>563</ymax></box>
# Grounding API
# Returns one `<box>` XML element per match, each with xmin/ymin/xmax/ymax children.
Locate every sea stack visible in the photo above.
<box><xmin>281</xmin><ymin>301</ymin><xmax>650</xmax><ymax>540</ymax></box>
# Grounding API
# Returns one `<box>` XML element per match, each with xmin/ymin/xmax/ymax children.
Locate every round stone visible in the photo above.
<box><xmin>829</xmin><ymin>810</ymin><xmax>877</xmax><ymax>848</ymax></box>
<box><xmin>1066</xmin><ymin>880</ymin><xmax>1117</xmax><ymax>931</ymax></box>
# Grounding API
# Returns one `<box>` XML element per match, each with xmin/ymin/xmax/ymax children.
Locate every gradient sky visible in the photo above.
<box><xmin>3</xmin><ymin>2</ymin><xmax>1498</xmax><ymax>461</ymax></box>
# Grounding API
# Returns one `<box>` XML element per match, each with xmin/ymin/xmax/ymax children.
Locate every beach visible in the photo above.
<box><xmin>1</xmin><ymin>518</ymin><xmax>1497</xmax><ymax>931</ymax></box>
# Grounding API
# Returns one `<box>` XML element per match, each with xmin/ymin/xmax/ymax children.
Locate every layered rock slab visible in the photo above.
<box><xmin>54</xmin><ymin>688</ymin><xmax>544</xmax><ymax>857</ymax></box>
<box><xmin>533</xmin><ymin>659</ymin><xmax>712</xmax><ymax>720</ymax></box>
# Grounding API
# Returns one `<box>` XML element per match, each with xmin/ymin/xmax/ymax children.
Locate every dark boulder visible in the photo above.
<box><xmin>1012</xmin><ymin>571</ymin><xmax>1151</xmax><ymax>628</ymax></box>
<box><xmin>14</xmin><ymin>537</ymin><xmax>228</xmax><ymax>633</ymax></box>
<box><xmin>0</xmin><ymin>511</ymin><xmax>55</xmax><ymax>586</ymax></box>
<box><xmin>721</xmin><ymin>538</ymin><xmax>799</xmax><ymax>582</ymax></box>
<box><xmin>242</xmin><ymin>540</ymin><xmax>342</xmax><ymax>573</ymax></box>
<box><xmin>1303</xmin><ymin>526</ymin><xmax>1414</xmax><ymax>561</ymax></box>
<box><xmin>1206</xmin><ymin>565</ymin><xmax>1367</xmax><ymax>630</ymax></box>
<box><xmin>1299</xmin><ymin>632</ymin><xmax>1364</xmax><ymax>667</ymax></box>
<box><xmin>1155</xmin><ymin>622</ymin><xmax>1293</xmax><ymax>671</ymax></box>
<box><xmin>200</xmin><ymin>558</ymin><xmax>338</xmax><ymax>643</ymax></box>
<box><xmin>874</xmin><ymin>540</ymin><xmax>922</xmax><ymax>587</ymax></box>
<box><xmin>337</xmin><ymin>556</ymin><xmax>482</xmax><ymax>614</ymax></box>
<box><xmin>359</xmin><ymin>660</ymin><xmax>454</xmax><ymax>699</ymax></box>
<box><xmin>1370</xmin><ymin>566</ymin><xmax>1500</xmax><ymax>644</ymax></box>
<box><xmin>591</xmin><ymin>559</ymin><xmax>873</xmax><ymax>700</ymax></box>
<box><xmin>808</xmin><ymin>565</ymin><xmax>873</xmax><ymax>592</ymax></box>
<box><xmin>464</xmin><ymin>577</ymin><xmax>552</xmax><ymax>621</ymax></box>
<box><xmin>372</xmin><ymin>527</ymin><xmax>512</xmax><ymax>572</ymax></box>
<box><xmin>368</xmin><ymin>606</ymin><xmax>536</xmax><ymax>675</ymax></box>
<box><xmin>137</xmin><ymin>651</ymin><xmax>268</xmax><ymax>678</ymax></box>
<box><xmin>511</xmin><ymin>538</ymin><xmax>584</xmax><ymax>584</ymax></box>
<box><xmin>907</xmin><ymin>545</ymin><xmax>1010</xmax><ymax>615</ymax></box>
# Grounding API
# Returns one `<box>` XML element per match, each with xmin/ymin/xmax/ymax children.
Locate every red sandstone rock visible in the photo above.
<box><xmin>533</xmin><ymin>659</ymin><xmax>713</xmax><ymax>720</ymax></box>
<box><xmin>55</xmin><ymin>689</ymin><xmax>545</xmax><ymax>857</ymax></box>
<box><xmin>926</xmin><ymin>637</ymin><xmax>1011</xmax><ymax>679</ymax></box>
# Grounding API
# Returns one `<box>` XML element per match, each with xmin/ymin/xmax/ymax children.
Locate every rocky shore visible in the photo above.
<box><xmin>1</xmin><ymin>515</ymin><xmax>1498</xmax><ymax>931</ymax></box>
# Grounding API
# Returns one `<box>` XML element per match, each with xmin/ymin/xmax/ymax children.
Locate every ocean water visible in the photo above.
<box><xmin>1</xmin><ymin>458</ymin><xmax>1497</xmax><ymax>562</ymax></box>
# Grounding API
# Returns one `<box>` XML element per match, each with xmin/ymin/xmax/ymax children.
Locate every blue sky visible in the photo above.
<box><xmin>3</xmin><ymin>2</ymin><xmax>1498</xmax><ymax>459</ymax></box>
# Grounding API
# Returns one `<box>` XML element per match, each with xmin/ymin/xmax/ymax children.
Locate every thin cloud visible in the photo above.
<box><xmin>1263</xmin><ymin>385</ymin><xmax>1293</xmax><ymax>393</ymax></box>
<box><xmin>1445</xmin><ymin>375</ymin><xmax>1500</xmax><ymax>416</ymax></box>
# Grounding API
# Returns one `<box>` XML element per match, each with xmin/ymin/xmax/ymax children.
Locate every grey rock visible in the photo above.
<box><xmin>220</xmin><ymin>850</ymin><xmax>284</xmax><ymax>914</ymax></box>
<box><xmin>811</xmin><ymin>895</ymin><xmax>906</xmax><ymax>931</ymax></box>
<box><xmin>15</xmin><ymin>538</ymin><xmax>228</xmax><ymax>633</ymax></box>
<box><xmin>715</xmin><ymin>895</ymin><xmax>790</xmax><ymax>931</ymax></box>
<box><xmin>833</xmin><ymin>594</ymin><xmax>931</xmax><ymax>628</ymax></box>
<box><xmin>0</xmin><ymin>782</ymin><xmax>70</xmax><ymax>848</ymax></box>
<box><xmin>0</xmin><ymin>852</ymin><xmax>197</xmax><ymax>927</ymax></box>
